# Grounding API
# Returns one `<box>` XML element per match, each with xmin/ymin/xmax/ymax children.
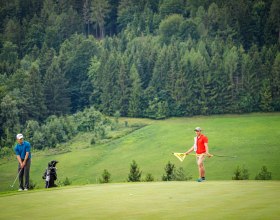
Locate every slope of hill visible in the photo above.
<box><xmin>1</xmin><ymin>113</ymin><xmax>279</xmax><ymax>192</ymax></box>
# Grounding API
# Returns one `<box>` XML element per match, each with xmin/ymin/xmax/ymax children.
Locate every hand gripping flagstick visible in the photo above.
<box><xmin>172</xmin><ymin>152</ymin><xmax>236</xmax><ymax>162</ymax></box>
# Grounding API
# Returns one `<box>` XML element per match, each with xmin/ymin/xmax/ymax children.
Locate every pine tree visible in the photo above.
<box><xmin>0</xmin><ymin>41</ymin><xmax>19</xmax><ymax>75</ymax></box>
<box><xmin>128</xmin><ymin>160</ymin><xmax>142</xmax><ymax>182</ymax></box>
<box><xmin>208</xmin><ymin>53</ymin><xmax>224</xmax><ymax>114</ymax></box>
<box><xmin>88</xmin><ymin>55</ymin><xmax>102</xmax><ymax>108</ymax></box>
<box><xmin>44</xmin><ymin>57</ymin><xmax>70</xmax><ymax>116</ymax></box>
<box><xmin>22</xmin><ymin>63</ymin><xmax>47</xmax><ymax>121</ymax></box>
<box><xmin>247</xmin><ymin>45</ymin><xmax>263</xmax><ymax>111</ymax></box>
<box><xmin>269</xmin><ymin>0</ymin><xmax>280</xmax><ymax>43</ymax></box>
<box><xmin>117</xmin><ymin>55</ymin><xmax>131</xmax><ymax>116</ymax></box>
<box><xmin>159</xmin><ymin>0</ymin><xmax>187</xmax><ymax>18</ymax></box>
<box><xmin>83</xmin><ymin>0</ymin><xmax>91</xmax><ymax>36</ymax></box>
<box><xmin>223</xmin><ymin>46</ymin><xmax>239</xmax><ymax>112</ymax></box>
<box><xmin>259</xmin><ymin>79</ymin><xmax>273</xmax><ymax>112</ymax></box>
<box><xmin>117</xmin><ymin>0</ymin><xmax>136</xmax><ymax>31</ymax></box>
<box><xmin>162</xmin><ymin>161</ymin><xmax>176</xmax><ymax>181</ymax></box>
<box><xmin>0</xmin><ymin>95</ymin><xmax>20</xmax><ymax>147</ymax></box>
<box><xmin>187</xmin><ymin>48</ymin><xmax>208</xmax><ymax>115</ymax></box>
<box><xmin>271</xmin><ymin>53</ymin><xmax>280</xmax><ymax>110</ymax></box>
<box><xmin>3</xmin><ymin>19</ymin><xmax>21</xmax><ymax>46</ymax></box>
<box><xmin>166</xmin><ymin>43</ymin><xmax>180</xmax><ymax>99</ymax></box>
<box><xmin>58</xmin><ymin>34</ymin><xmax>98</xmax><ymax>112</ymax></box>
<box><xmin>180</xmin><ymin>58</ymin><xmax>193</xmax><ymax>116</ymax></box>
<box><xmin>90</xmin><ymin>0</ymin><xmax>110</xmax><ymax>38</ymax></box>
<box><xmin>99</xmin><ymin>169</ymin><xmax>111</xmax><ymax>183</ymax></box>
<box><xmin>99</xmin><ymin>51</ymin><xmax>119</xmax><ymax>115</ymax></box>
<box><xmin>39</xmin><ymin>43</ymin><xmax>56</xmax><ymax>77</ymax></box>
<box><xmin>150</xmin><ymin>45</ymin><xmax>169</xmax><ymax>92</ymax></box>
<box><xmin>128</xmin><ymin>64</ymin><xmax>142</xmax><ymax>117</ymax></box>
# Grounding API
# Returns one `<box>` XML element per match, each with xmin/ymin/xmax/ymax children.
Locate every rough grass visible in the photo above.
<box><xmin>0</xmin><ymin>181</ymin><xmax>279</xmax><ymax>220</ymax></box>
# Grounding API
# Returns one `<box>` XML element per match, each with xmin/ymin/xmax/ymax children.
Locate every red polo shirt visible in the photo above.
<box><xmin>196</xmin><ymin>134</ymin><xmax>208</xmax><ymax>154</ymax></box>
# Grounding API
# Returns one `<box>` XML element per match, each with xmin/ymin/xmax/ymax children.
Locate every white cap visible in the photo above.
<box><xmin>194</xmin><ymin>127</ymin><xmax>202</xmax><ymax>131</ymax></box>
<box><xmin>16</xmin><ymin>134</ymin><xmax>24</xmax><ymax>139</ymax></box>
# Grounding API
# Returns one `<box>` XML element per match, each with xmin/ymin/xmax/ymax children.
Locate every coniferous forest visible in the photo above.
<box><xmin>0</xmin><ymin>0</ymin><xmax>280</xmax><ymax>148</ymax></box>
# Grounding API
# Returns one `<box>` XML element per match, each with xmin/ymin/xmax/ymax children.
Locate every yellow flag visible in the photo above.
<box><xmin>173</xmin><ymin>153</ymin><xmax>186</xmax><ymax>162</ymax></box>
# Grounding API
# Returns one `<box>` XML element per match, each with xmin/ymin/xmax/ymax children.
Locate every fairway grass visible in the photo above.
<box><xmin>0</xmin><ymin>181</ymin><xmax>279</xmax><ymax>220</ymax></box>
<box><xmin>1</xmin><ymin>113</ymin><xmax>280</xmax><ymax>192</ymax></box>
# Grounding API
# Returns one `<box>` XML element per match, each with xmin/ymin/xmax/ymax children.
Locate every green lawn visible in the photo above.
<box><xmin>0</xmin><ymin>181</ymin><xmax>279</xmax><ymax>220</ymax></box>
<box><xmin>1</xmin><ymin>113</ymin><xmax>280</xmax><ymax>192</ymax></box>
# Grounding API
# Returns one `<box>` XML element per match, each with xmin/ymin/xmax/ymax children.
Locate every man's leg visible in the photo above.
<box><xmin>200</xmin><ymin>163</ymin><xmax>205</xmax><ymax>178</ymax></box>
<box><xmin>24</xmin><ymin>159</ymin><xmax>31</xmax><ymax>189</ymax></box>
<box><xmin>18</xmin><ymin>164</ymin><xmax>24</xmax><ymax>190</ymax></box>
<box><xmin>197</xmin><ymin>155</ymin><xmax>206</xmax><ymax>180</ymax></box>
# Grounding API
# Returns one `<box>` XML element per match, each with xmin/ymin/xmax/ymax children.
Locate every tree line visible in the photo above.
<box><xmin>0</xmin><ymin>0</ymin><xmax>280</xmax><ymax>148</ymax></box>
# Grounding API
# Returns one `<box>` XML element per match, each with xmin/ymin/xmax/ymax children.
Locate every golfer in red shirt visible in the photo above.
<box><xmin>185</xmin><ymin>127</ymin><xmax>212</xmax><ymax>182</ymax></box>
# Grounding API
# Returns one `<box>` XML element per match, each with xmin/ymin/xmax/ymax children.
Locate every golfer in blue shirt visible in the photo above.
<box><xmin>14</xmin><ymin>134</ymin><xmax>32</xmax><ymax>191</ymax></box>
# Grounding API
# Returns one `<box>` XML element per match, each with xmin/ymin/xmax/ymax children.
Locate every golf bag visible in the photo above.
<box><xmin>42</xmin><ymin>160</ymin><xmax>58</xmax><ymax>188</ymax></box>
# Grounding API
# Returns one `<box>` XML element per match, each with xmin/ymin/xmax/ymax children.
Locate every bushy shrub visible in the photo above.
<box><xmin>0</xmin><ymin>146</ymin><xmax>13</xmax><ymax>158</ymax></box>
<box><xmin>162</xmin><ymin>162</ymin><xmax>192</xmax><ymax>181</ymax></box>
<box><xmin>25</xmin><ymin>115</ymin><xmax>76</xmax><ymax>149</ymax></box>
<box><xmin>90</xmin><ymin>137</ymin><xmax>96</xmax><ymax>145</ymax></box>
<box><xmin>28</xmin><ymin>179</ymin><xmax>36</xmax><ymax>190</ymax></box>
<box><xmin>62</xmin><ymin>177</ymin><xmax>71</xmax><ymax>186</ymax></box>
<box><xmin>232</xmin><ymin>166</ymin><xmax>249</xmax><ymax>180</ymax></box>
<box><xmin>145</xmin><ymin>173</ymin><xmax>154</xmax><ymax>182</ymax></box>
<box><xmin>23</xmin><ymin>107</ymin><xmax>111</xmax><ymax>150</ymax></box>
<box><xmin>174</xmin><ymin>167</ymin><xmax>192</xmax><ymax>181</ymax></box>
<box><xmin>113</xmin><ymin>111</ymin><xmax>120</xmax><ymax>124</ymax></box>
<box><xmin>255</xmin><ymin>166</ymin><xmax>272</xmax><ymax>180</ymax></box>
<box><xmin>99</xmin><ymin>169</ymin><xmax>111</xmax><ymax>183</ymax></box>
<box><xmin>75</xmin><ymin>107</ymin><xmax>111</xmax><ymax>132</ymax></box>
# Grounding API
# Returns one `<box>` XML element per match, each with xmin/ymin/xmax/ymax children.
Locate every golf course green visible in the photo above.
<box><xmin>0</xmin><ymin>181</ymin><xmax>279</xmax><ymax>219</ymax></box>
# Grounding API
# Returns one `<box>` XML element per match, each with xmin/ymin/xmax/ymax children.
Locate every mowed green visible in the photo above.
<box><xmin>0</xmin><ymin>181</ymin><xmax>279</xmax><ymax>220</ymax></box>
<box><xmin>0</xmin><ymin>113</ymin><xmax>280</xmax><ymax>192</ymax></box>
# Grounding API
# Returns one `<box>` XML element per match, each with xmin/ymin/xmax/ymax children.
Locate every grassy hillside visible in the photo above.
<box><xmin>1</xmin><ymin>113</ymin><xmax>280</xmax><ymax>192</ymax></box>
<box><xmin>0</xmin><ymin>181</ymin><xmax>279</xmax><ymax>219</ymax></box>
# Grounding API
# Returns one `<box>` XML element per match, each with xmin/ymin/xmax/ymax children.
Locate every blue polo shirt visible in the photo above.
<box><xmin>14</xmin><ymin>141</ymin><xmax>32</xmax><ymax>159</ymax></box>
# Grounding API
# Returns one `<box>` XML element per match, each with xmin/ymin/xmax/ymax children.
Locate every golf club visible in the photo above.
<box><xmin>10</xmin><ymin>168</ymin><xmax>22</xmax><ymax>188</ymax></box>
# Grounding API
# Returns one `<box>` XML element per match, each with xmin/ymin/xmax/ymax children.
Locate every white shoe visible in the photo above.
<box><xmin>24</xmin><ymin>188</ymin><xmax>28</xmax><ymax>191</ymax></box>
<box><xmin>18</xmin><ymin>188</ymin><xmax>23</xmax><ymax>191</ymax></box>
